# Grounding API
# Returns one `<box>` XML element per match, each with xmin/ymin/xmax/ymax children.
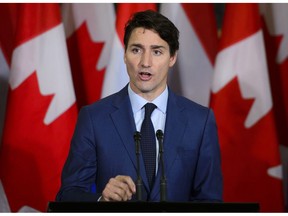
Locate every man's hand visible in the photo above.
<box><xmin>100</xmin><ymin>175</ymin><xmax>136</xmax><ymax>201</ymax></box>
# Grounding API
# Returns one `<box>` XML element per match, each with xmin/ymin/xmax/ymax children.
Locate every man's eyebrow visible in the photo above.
<box><xmin>129</xmin><ymin>43</ymin><xmax>167</xmax><ymax>50</ymax></box>
<box><xmin>129</xmin><ymin>43</ymin><xmax>144</xmax><ymax>48</ymax></box>
<box><xmin>150</xmin><ymin>45</ymin><xmax>167</xmax><ymax>50</ymax></box>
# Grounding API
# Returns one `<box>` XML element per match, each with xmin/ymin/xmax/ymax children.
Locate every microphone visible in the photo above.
<box><xmin>134</xmin><ymin>131</ymin><xmax>142</xmax><ymax>201</ymax></box>
<box><xmin>156</xmin><ymin>129</ymin><xmax>167</xmax><ymax>202</ymax></box>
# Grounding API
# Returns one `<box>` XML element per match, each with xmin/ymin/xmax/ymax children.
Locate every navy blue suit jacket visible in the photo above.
<box><xmin>56</xmin><ymin>85</ymin><xmax>222</xmax><ymax>202</ymax></box>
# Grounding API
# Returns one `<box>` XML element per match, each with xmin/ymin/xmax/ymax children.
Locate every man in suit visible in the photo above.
<box><xmin>56</xmin><ymin>10</ymin><xmax>222</xmax><ymax>202</ymax></box>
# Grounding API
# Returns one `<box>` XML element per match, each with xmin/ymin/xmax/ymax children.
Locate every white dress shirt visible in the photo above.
<box><xmin>128</xmin><ymin>84</ymin><xmax>168</xmax><ymax>175</ymax></box>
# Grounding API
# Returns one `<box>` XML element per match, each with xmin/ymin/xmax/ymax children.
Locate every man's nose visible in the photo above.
<box><xmin>140</xmin><ymin>51</ymin><xmax>152</xmax><ymax>68</ymax></box>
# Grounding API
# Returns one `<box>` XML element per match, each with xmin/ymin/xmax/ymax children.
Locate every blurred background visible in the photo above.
<box><xmin>0</xmin><ymin>2</ymin><xmax>287</xmax><ymax>212</ymax></box>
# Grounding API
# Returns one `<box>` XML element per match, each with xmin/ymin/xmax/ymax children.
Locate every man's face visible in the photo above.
<box><xmin>124</xmin><ymin>27</ymin><xmax>177</xmax><ymax>101</ymax></box>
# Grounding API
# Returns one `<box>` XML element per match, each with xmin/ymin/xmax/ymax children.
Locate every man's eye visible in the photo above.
<box><xmin>132</xmin><ymin>48</ymin><xmax>141</xmax><ymax>54</ymax></box>
<box><xmin>153</xmin><ymin>50</ymin><xmax>162</xmax><ymax>56</ymax></box>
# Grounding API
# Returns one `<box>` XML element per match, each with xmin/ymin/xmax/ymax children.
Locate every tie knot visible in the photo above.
<box><xmin>144</xmin><ymin>103</ymin><xmax>157</xmax><ymax>118</ymax></box>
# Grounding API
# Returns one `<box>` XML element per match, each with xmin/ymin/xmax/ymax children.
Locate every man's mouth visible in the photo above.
<box><xmin>139</xmin><ymin>72</ymin><xmax>152</xmax><ymax>81</ymax></box>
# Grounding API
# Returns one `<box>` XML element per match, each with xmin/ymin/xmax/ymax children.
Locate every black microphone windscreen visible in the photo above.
<box><xmin>134</xmin><ymin>131</ymin><xmax>141</xmax><ymax>141</ymax></box>
<box><xmin>156</xmin><ymin>129</ymin><xmax>164</xmax><ymax>139</ymax></box>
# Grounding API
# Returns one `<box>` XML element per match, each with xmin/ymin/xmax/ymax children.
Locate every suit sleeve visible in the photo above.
<box><xmin>56</xmin><ymin>107</ymin><xmax>101</xmax><ymax>201</ymax></box>
<box><xmin>191</xmin><ymin>109</ymin><xmax>223</xmax><ymax>202</ymax></box>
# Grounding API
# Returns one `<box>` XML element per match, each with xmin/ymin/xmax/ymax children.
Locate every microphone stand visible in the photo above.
<box><xmin>134</xmin><ymin>131</ymin><xmax>142</xmax><ymax>201</ymax></box>
<box><xmin>156</xmin><ymin>130</ymin><xmax>167</xmax><ymax>202</ymax></box>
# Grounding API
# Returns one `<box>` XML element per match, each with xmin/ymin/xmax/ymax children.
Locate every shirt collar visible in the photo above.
<box><xmin>128</xmin><ymin>84</ymin><xmax>168</xmax><ymax>114</ymax></box>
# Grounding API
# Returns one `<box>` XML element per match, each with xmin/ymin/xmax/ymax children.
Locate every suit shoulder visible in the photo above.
<box><xmin>176</xmin><ymin>94</ymin><xmax>210</xmax><ymax>114</ymax></box>
<box><xmin>80</xmin><ymin>91</ymin><xmax>121</xmax><ymax>114</ymax></box>
<box><xmin>173</xmin><ymin>94</ymin><xmax>216</xmax><ymax>129</ymax></box>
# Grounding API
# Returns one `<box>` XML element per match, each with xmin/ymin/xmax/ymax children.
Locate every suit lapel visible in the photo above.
<box><xmin>110</xmin><ymin>86</ymin><xmax>150</xmax><ymax>191</ymax></box>
<box><xmin>150</xmin><ymin>90</ymin><xmax>187</xmax><ymax>200</ymax></box>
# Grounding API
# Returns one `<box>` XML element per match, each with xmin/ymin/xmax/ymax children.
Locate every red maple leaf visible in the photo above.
<box><xmin>210</xmin><ymin>77</ymin><xmax>284</xmax><ymax>212</ymax></box>
<box><xmin>0</xmin><ymin>72</ymin><xmax>77</xmax><ymax>212</ymax></box>
<box><xmin>262</xmin><ymin>17</ymin><xmax>288</xmax><ymax>148</ymax></box>
<box><xmin>67</xmin><ymin>21</ymin><xmax>105</xmax><ymax>109</ymax></box>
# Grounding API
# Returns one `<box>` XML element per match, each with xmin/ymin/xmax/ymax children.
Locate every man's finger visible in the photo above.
<box><xmin>115</xmin><ymin>175</ymin><xmax>136</xmax><ymax>193</ymax></box>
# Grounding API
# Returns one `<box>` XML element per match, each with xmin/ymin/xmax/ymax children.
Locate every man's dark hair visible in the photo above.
<box><xmin>124</xmin><ymin>10</ymin><xmax>179</xmax><ymax>56</ymax></box>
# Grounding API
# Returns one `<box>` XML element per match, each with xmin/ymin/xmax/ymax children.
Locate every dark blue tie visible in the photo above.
<box><xmin>141</xmin><ymin>103</ymin><xmax>157</xmax><ymax>189</ymax></box>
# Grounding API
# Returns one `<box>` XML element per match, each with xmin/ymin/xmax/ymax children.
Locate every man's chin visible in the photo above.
<box><xmin>139</xmin><ymin>86</ymin><xmax>154</xmax><ymax>94</ymax></box>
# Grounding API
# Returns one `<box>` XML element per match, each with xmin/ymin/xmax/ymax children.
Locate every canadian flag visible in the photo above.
<box><xmin>210</xmin><ymin>3</ymin><xmax>284</xmax><ymax>212</ymax></box>
<box><xmin>0</xmin><ymin>3</ymin><xmax>78</xmax><ymax>212</ymax></box>
<box><xmin>62</xmin><ymin>3</ymin><xmax>116</xmax><ymax>108</ymax></box>
<box><xmin>160</xmin><ymin>3</ymin><xmax>218</xmax><ymax>107</ymax></box>
<box><xmin>260</xmin><ymin>3</ymin><xmax>288</xmax><ymax>209</ymax></box>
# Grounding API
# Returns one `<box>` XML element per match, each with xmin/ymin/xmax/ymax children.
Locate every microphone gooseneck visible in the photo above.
<box><xmin>134</xmin><ymin>131</ymin><xmax>142</xmax><ymax>201</ymax></box>
<box><xmin>156</xmin><ymin>129</ymin><xmax>167</xmax><ymax>202</ymax></box>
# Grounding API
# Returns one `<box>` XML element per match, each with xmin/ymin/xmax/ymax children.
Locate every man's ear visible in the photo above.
<box><xmin>169</xmin><ymin>51</ymin><xmax>178</xmax><ymax>67</ymax></box>
<box><xmin>124</xmin><ymin>53</ymin><xmax>127</xmax><ymax>64</ymax></box>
